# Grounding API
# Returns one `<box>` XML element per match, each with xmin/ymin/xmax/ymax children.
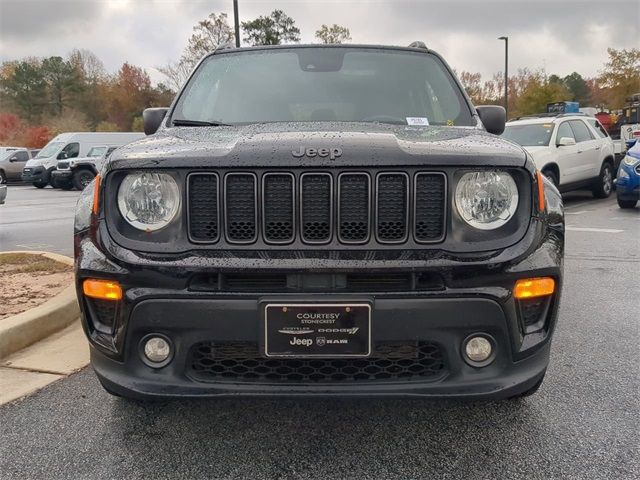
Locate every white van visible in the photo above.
<box><xmin>22</xmin><ymin>132</ymin><xmax>144</xmax><ymax>188</ymax></box>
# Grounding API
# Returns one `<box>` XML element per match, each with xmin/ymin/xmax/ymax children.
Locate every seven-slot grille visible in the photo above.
<box><xmin>187</xmin><ymin>171</ymin><xmax>446</xmax><ymax>246</ymax></box>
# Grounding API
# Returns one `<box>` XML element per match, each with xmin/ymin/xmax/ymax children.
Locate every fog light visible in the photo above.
<box><xmin>464</xmin><ymin>336</ymin><xmax>493</xmax><ymax>365</ymax></box>
<box><xmin>143</xmin><ymin>336</ymin><xmax>172</xmax><ymax>365</ymax></box>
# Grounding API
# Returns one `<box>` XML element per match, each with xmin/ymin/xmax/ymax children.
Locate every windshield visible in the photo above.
<box><xmin>36</xmin><ymin>142</ymin><xmax>64</xmax><ymax>158</ymax></box>
<box><xmin>172</xmin><ymin>47</ymin><xmax>473</xmax><ymax>127</ymax></box>
<box><xmin>87</xmin><ymin>146</ymin><xmax>107</xmax><ymax>157</ymax></box>
<box><xmin>502</xmin><ymin>124</ymin><xmax>554</xmax><ymax>147</ymax></box>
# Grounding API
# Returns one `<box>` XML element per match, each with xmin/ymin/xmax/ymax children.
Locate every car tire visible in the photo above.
<box><xmin>73</xmin><ymin>169</ymin><xmax>96</xmax><ymax>190</ymax></box>
<box><xmin>592</xmin><ymin>162</ymin><xmax>613</xmax><ymax>198</ymax></box>
<box><xmin>0</xmin><ymin>170</ymin><xmax>5</xmax><ymax>184</ymax></box>
<box><xmin>617</xmin><ymin>197</ymin><xmax>637</xmax><ymax>209</ymax></box>
<box><xmin>60</xmin><ymin>182</ymin><xmax>74</xmax><ymax>191</ymax></box>
<box><xmin>509</xmin><ymin>373</ymin><xmax>545</xmax><ymax>399</ymax></box>
<box><xmin>542</xmin><ymin>169</ymin><xmax>558</xmax><ymax>189</ymax></box>
<box><xmin>33</xmin><ymin>181</ymin><xmax>47</xmax><ymax>189</ymax></box>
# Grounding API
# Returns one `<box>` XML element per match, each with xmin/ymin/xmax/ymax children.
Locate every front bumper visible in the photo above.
<box><xmin>21</xmin><ymin>166</ymin><xmax>47</xmax><ymax>183</ymax></box>
<box><xmin>51</xmin><ymin>170</ymin><xmax>73</xmax><ymax>180</ymax></box>
<box><xmin>75</xmin><ymin>217</ymin><xmax>564</xmax><ymax>399</ymax></box>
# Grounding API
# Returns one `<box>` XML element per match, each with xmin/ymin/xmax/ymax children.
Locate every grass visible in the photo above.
<box><xmin>0</xmin><ymin>253</ymin><xmax>71</xmax><ymax>274</ymax></box>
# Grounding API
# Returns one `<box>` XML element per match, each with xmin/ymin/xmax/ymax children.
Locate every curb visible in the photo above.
<box><xmin>0</xmin><ymin>251</ymin><xmax>79</xmax><ymax>359</ymax></box>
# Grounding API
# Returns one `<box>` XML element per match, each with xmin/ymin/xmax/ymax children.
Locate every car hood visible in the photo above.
<box><xmin>107</xmin><ymin>122</ymin><xmax>527</xmax><ymax>170</ymax></box>
<box><xmin>25</xmin><ymin>158</ymin><xmax>50</xmax><ymax>167</ymax></box>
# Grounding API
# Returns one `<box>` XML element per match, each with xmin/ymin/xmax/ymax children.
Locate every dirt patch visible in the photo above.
<box><xmin>0</xmin><ymin>253</ymin><xmax>73</xmax><ymax>320</ymax></box>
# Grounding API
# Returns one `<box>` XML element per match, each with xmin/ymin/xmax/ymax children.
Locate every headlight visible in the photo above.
<box><xmin>454</xmin><ymin>171</ymin><xmax>519</xmax><ymax>230</ymax></box>
<box><xmin>117</xmin><ymin>172</ymin><xmax>180</xmax><ymax>231</ymax></box>
<box><xmin>623</xmin><ymin>155</ymin><xmax>639</xmax><ymax>166</ymax></box>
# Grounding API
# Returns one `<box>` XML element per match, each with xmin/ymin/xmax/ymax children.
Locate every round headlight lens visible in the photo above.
<box><xmin>117</xmin><ymin>172</ymin><xmax>180</xmax><ymax>231</ymax></box>
<box><xmin>455</xmin><ymin>171</ymin><xmax>519</xmax><ymax>230</ymax></box>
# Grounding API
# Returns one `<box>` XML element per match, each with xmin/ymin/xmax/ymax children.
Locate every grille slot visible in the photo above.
<box><xmin>262</xmin><ymin>173</ymin><xmax>295</xmax><ymax>243</ymax></box>
<box><xmin>518</xmin><ymin>296</ymin><xmax>552</xmax><ymax>333</ymax></box>
<box><xmin>414</xmin><ymin>173</ymin><xmax>446</xmax><ymax>242</ymax></box>
<box><xmin>188</xmin><ymin>174</ymin><xmax>219</xmax><ymax>242</ymax></box>
<box><xmin>225</xmin><ymin>173</ymin><xmax>257</xmax><ymax>243</ymax></box>
<box><xmin>187</xmin><ymin>341</ymin><xmax>446</xmax><ymax>384</ymax></box>
<box><xmin>300</xmin><ymin>173</ymin><xmax>332</xmax><ymax>243</ymax></box>
<box><xmin>376</xmin><ymin>173</ymin><xmax>409</xmax><ymax>243</ymax></box>
<box><xmin>224</xmin><ymin>273</ymin><xmax>288</xmax><ymax>291</ymax></box>
<box><xmin>338</xmin><ymin>173</ymin><xmax>370</xmax><ymax>243</ymax></box>
<box><xmin>87</xmin><ymin>298</ymin><xmax>117</xmax><ymax>334</ymax></box>
<box><xmin>347</xmin><ymin>273</ymin><xmax>412</xmax><ymax>291</ymax></box>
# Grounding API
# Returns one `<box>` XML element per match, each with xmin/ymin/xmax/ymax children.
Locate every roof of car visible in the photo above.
<box><xmin>507</xmin><ymin>115</ymin><xmax>594</xmax><ymax>126</ymax></box>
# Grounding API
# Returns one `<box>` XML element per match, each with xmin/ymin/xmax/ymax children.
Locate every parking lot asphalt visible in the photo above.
<box><xmin>0</xmin><ymin>184</ymin><xmax>80</xmax><ymax>256</ymax></box>
<box><xmin>0</xmin><ymin>187</ymin><xmax>638</xmax><ymax>479</ymax></box>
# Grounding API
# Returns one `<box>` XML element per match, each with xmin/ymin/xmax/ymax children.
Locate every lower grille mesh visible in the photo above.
<box><xmin>187</xmin><ymin>341</ymin><xmax>446</xmax><ymax>383</ymax></box>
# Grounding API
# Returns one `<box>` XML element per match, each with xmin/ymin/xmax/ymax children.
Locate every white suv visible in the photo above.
<box><xmin>503</xmin><ymin>114</ymin><xmax>616</xmax><ymax>197</ymax></box>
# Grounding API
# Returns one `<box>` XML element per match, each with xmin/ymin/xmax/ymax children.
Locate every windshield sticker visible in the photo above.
<box><xmin>406</xmin><ymin>117</ymin><xmax>430</xmax><ymax>126</ymax></box>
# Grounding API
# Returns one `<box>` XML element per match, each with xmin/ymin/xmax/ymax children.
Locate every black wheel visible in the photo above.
<box><xmin>617</xmin><ymin>197</ymin><xmax>638</xmax><ymax>209</ymax></box>
<box><xmin>592</xmin><ymin>162</ymin><xmax>613</xmax><ymax>198</ymax></box>
<box><xmin>509</xmin><ymin>373</ymin><xmax>545</xmax><ymax>399</ymax></box>
<box><xmin>73</xmin><ymin>169</ymin><xmax>95</xmax><ymax>190</ymax></box>
<box><xmin>542</xmin><ymin>169</ymin><xmax>558</xmax><ymax>189</ymax></box>
<box><xmin>49</xmin><ymin>176</ymin><xmax>61</xmax><ymax>189</ymax></box>
<box><xmin>0</xmin><ymin>170</ymin><xmax>6</xmax><ymax>184</ymax></box>
<box><xmin>33</xmin><ymin>181</ymin><xmax>47</xmax><ymax>189</ymax></box>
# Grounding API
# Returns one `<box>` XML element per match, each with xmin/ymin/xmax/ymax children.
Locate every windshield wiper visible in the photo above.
<box><xmin>172</xmin><ymin>119</ymin><xmax>232</xmax><ymax>127</ymax></box>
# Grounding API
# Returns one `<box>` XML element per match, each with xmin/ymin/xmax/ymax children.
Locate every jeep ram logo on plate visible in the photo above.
<box><xmin>292</xmin><ymin>146</ymin><xmax>342</xmax><ymax>160</ymax></box>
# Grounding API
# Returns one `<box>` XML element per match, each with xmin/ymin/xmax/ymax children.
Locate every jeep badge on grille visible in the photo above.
<box><xmin>292</xmin><ymin>147</ymin><xmax>342</xmax><ymax>160</ymax></box>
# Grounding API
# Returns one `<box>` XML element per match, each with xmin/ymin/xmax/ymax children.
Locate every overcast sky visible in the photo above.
<box><xmin>1</xmin><ymin>0</ymin><xmax>638</xmax><ymax>85</ymax></box>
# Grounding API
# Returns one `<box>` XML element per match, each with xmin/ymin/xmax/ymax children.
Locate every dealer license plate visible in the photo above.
<box><xmin>263</xmin><ymin>303</ymin><xmax>371</xmax><ymax>358</ymax></box>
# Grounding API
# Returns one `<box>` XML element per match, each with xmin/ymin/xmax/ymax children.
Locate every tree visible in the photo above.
<box><xmin>41</xmin><ymin>56</ymin><xmax>82</xmax><ymax>115</ymax></box>
<box><xmin>158</xmin><ymin>12</ymin><xmax>233</xmax><ymax>91</ymax></box>
<box><xmin>597</xmin><ymin>47</ymin><xmax>640</xmax><ymax>107</ymax></box>
<box><xmin>315</xmin><ymin>24</ymin><xmax>351</xmax><ymax>44</ymax></box>
<box><xmin>516</xmin><ymin>72</ymin><xmax>573</xmax><ymax>116</ymax></box>
<box><xmin>0</xmin><ymin>61</ymin><xmax>47</xmax><ymax>120</ymax></box>
<box><xmin>242</xmin><ymin>10</ymin><xmax>300</xmax><ymax>46</ymax></box>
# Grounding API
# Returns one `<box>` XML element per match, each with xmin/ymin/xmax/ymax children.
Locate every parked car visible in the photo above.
<box><xmin>52</xmin><ymin>145</ymin><xmax>118</xmax><ymax>190</ymax></box>
<box><xmin>615</xmin><ymin>140</ymin><xmax>639</xmax><ymax>208</ymax></box>
<box><xmin>0</xmin><ymin>184</ymin><xmax>6</xmax><ymax>205</ymax></box>
<box><xmin>0</xmin><ymin>148</ymin><xmax>34</xmax><ymax>184</ymax></box>
<box><xmin>22</xmin><ymin>132</ymin><xmax>144</xmax><ymax>188</ymax></box>
<box><xmin>75</xmin><ymin>42</ymin><xmax>564</xmax><ymax>401</ymax></box>
<box><xmin>502</xmin><ymin>114</ymin><xmax>616</xmax><ymax>197</ymax></box>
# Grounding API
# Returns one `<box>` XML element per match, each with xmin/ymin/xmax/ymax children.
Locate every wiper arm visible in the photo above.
<box><xmin>172</xmin><ymin>119</ymin><xmax>232</xmax><ymax>127</ymax></box>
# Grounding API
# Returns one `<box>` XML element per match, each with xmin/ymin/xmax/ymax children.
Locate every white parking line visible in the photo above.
<box><xmin>565</xmin><ymin>210</ymin><xmax>590</xmax><ymax>215</ymax></box>
<box><xmin>566</xmin><ymin>227</ymin><xmax>624</xmax><ymax>233</ymax></box>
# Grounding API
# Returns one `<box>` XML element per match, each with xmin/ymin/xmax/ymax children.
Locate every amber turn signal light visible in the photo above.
<box><xmin>514</xmin><ymin>277</ymin><xmax>555</xmax><ymax>299</ymax></box>
<box><xmin>536</xmin><ymin>171</ymin><xmax>546</xmax><ymax>212</ymax></box>
<box><xmin>83</xmin><ymin>279</ymin><xmax>122</xmax><ymax>301</ymax></box>
<box><xmin>92</xmin><ymin>174</ymin><xmax>101</xmax><ymax>215</ymax></box>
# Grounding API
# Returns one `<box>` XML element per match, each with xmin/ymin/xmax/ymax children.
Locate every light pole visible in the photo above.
<box><xmin>498</xmin><ymin>36</ymin><xmax>508</xmax><ymax>119</ymax></box>
<box><xmin>233</xmin><ymin>0</ymin><xmax>240</xmax><ymax>47</ymax></box>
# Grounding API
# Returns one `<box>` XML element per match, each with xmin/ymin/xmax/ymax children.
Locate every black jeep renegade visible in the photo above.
<box><xmin>74</xmin><ymin>43</ymin><xmax>564</xmax><ymax>400</ymax></box>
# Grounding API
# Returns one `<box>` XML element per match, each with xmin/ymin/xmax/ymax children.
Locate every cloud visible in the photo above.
<box><xmin>0</xmin><ymin>0</ymin><xmax>638</xmax><ymax>86</ymax></box>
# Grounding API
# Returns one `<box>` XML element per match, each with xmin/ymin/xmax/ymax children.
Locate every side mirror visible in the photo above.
<box><xmin>9</xmin><ymin>156</ymin><xmax>19</xmax><ymax>162</ymax></box>
<box><xmin>476</xmin><ymin>105</ymin><xmax>506</xmax><ymax>135</ymax></box>
<box><xmin>57</xmin><ymin>152</ymin><xmax>68</xmax><ymax>160</ymax></box>
<box><xmin>143</xmin><ymin>107</ymin><xmax>169</xmax><ymax>135</ymax></box>
<box><xmin>557</xmin><ymin>137</ymin><xmax>576</xmax><ymax>147</ymax></box>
